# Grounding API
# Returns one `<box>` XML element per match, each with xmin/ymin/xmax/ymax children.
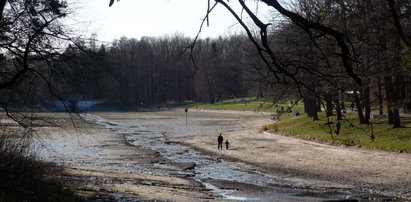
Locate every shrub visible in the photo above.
<box><xmin>0</xmin><ymin>128</ymin><xmax>46</xmax><ymax>187</ymax></box>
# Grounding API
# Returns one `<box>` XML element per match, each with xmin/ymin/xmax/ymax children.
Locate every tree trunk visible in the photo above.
<box><xmin>334</xmin><ymin>98</ymin><xmax>342</xmax><ymax>120</ymax></box>
<box><xmin>392</xmin><ymin>108</ymin><xmax>401</xmax><ymax>128</ymax></box>
<box><xmin>391</xmin><ymin>37</ymin><xmax>403</xmax><ymax>127</ymax></box>
<box><xmin>304</xmin><ymin>97</ymin><xmax>313</xmax><ymax>117</ymax></box>
<box><xmin>312</xmin><ymin>97</ymin><xmax>319</xmax><ymax>120</ymax></box>
<box><xmin>317</xmin><ymin>99</ymin><xmax>322</xmax><ymax>112</ymax></box>
<box><xmin>334</xmin><ymin>92</ymin><xmax>343</xmax><ymax>120</ymax></box>
<box><xmin>340</xmin><ymin>91</ymin><xmax>345</xmax><ymax>110</ymax></box>
<box><xmin>353</xmin><ymin>90</ymin><xmax>368</xmax><ymax>124</ymax></box>
<box><xmin>304</xmin><ymin>97</ymin><xmax>309</xmax><ymax>114</ymax></box>
<box><xmin>325</xmin><ymin>93</ymin><xmax>333</xmax><ymax>116</ymax></box>
<box><xmin>377</xmin><ymin>77</ymin><xmax>384</xmax><ymax>115</ymax></box>
<box><xmin>385</xmin><ymin>75</ymin><xmax>401</xmax><ymax>127</ymax></box>
<box><xmin>363</xmin><ymin>87</ymin><xmax>371</xmax><ymax>122</ymax></box>
<box><xmin>304</xmin><ymin>96</ymin><xmax>318</xmax><ymax>120</ymax></box>
<box><xmin>387</xmin><ymin>109</ymin><xmax>393</xmax><ymax>124</ymax></box>
<box><xmin>404</xmin><ymin>77</ymin><xmax>411</xmax><ymax>114</ymax></box>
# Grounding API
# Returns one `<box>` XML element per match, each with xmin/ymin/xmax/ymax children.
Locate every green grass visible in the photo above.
<box><xmin>182</xmin><ymin>97</ymin><xmax>411</xmax><ymax>153</ymax></box>
<box><xmin>183</xmin><ymin>97</ymin><xmax>305</xmax><ymax>112</ymax></box>
<box><xmin>267</xmin><ymin>112</ymin><xmax>411</xmax><ymax>153</ymax></box>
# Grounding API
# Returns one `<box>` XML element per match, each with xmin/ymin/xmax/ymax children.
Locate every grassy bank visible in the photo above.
<box><xmin>185</xmin><ymin>98</ymin><xmax>411</xmax><ymax>153</ymax></box>
<box><xmin>266</xmin><ymin>112</ymin><xmax>411</xmax><ymax>153</ymax></box>
<box><xmin>181</xmin><ymin>97</ymin><xmax>304</xmax><ymax>112</ymax></box>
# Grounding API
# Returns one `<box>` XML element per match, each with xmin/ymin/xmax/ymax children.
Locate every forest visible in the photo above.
<box><xmin>1</xmin><ymin>0</ymin><xmax>409</xmax><ymax>128</ymax></box>
<box><xmin>52</xmin><ymin>34</ymin><xmax>261</xmax><ymax>106</ymax></box>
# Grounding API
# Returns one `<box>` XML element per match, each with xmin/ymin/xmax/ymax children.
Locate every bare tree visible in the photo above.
<box><xmin>0</xmin><ymin>0</ymin><xmax>72</xmax><ymax>123</ymax></box>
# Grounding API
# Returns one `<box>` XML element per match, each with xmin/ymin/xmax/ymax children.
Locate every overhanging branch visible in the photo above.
<box><xmin>259</xmin><ymin>0</ymin><xmax>363</xmax><ymax>86</ymax></box>
<box><xmin>387</xmin><ymin>0</ymin><xmax>411</xmax><ymax>48</ymax></box>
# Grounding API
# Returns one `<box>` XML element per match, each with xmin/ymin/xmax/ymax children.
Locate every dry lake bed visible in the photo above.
<box><xmin>35</xmin><ymin>109</ymin><xmax>411</xmax><ymax>201</ymax></box>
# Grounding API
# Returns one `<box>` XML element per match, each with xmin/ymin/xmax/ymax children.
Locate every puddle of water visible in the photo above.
<box><xmin>203</xmin><ymin>182</ymin><xmax>262</xmax><ymax>201</ymax></box>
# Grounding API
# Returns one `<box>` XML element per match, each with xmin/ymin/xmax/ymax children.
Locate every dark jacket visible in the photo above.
<box><xmin>218</xmin><ymin>135</ymin><xmax>224</xmax><ymax>143</ymax></box>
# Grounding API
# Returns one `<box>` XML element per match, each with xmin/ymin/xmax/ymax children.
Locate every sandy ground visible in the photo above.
<box><xmin>21</xmin><ymin>110</ymin><xmax>411</xmax><ymax>200</ymax></box>
<box><xmin>180</xmin><ymin>110</ymin><xmax>411</xmax><ymax>199</ymax></box>
<box><xmin>35</xmin><ymin>113</ymin><xmax>216</xmax><ymax>201</ymax></box>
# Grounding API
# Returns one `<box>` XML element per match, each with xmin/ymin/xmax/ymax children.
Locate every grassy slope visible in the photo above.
<box><xmin>268</xmin><ymin>113</ymin><xmax>411</xmax><ymax>153</ymax></box>
<box><xmin>184</xmin><ymin>98</ymin><xmax>411</xmax><ymax>153</ymax></box>
<box><xmin>183</xmin><ymin>97</ymin><xmax>304</xmax><ymax>112</ymax></box>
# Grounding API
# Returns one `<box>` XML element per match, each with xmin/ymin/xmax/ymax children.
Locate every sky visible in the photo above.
<box><xmin>66</xmin><ymin>0</ymin><xmax>273</xmax><ymax>43</ymax></box>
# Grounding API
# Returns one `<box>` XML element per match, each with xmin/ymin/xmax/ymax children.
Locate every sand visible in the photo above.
<box><xmin>35</xmin><ymin>113</ymin><xmax>216</xmax><ymax>201</ymax></box>
<box><xmin>28</xmin><ymin>110</ymin><xmax>411</xmax><ymax>200</ymax></box>
<box><xmin>180</xmin><ymin>110</ymin><xmax>411</xmax><ymax>199</ymax></box>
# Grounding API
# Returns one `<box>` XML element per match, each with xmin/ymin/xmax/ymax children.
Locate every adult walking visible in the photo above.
<box><xmin>217</xmin><ymin>133</ymin><xmax>224</xmax><ymax>150</ymax></box>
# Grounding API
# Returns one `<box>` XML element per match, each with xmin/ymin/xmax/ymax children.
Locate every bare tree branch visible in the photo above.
<box><xmin>0</xmin><ymin>0</ymin><xmax>6</xmax><ymax>20</ymax></box>
<box><xmin>216</xmin><ymin>0</ymin><xmax>283</xmax><ymax>82</ymax></box>
<box><xmin>250</xmin><ymin>0</ymin><xmax>362</xmax><ymax>85</ymax></box>
<box><xmin>0</xmin><ymin>15</ymin><xmax>60</xmax><ymax>90</ymax></box>
<box><xmin>387</xmin><ymin>0</ymin><xmax>411</xmax><ymax>47</ymax></box>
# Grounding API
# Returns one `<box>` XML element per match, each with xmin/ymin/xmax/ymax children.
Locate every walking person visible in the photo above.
<box><xmin>225</xmin><ymin>139</ymin><xmax>230</xmax><ymax>150</ymax></box>
<box><xmin>217</xmin><ymin>133</ymin><xmax>224</xmax><ymax>150</ymax></box>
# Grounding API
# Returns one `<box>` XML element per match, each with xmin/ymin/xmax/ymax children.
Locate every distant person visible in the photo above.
<box><xmin>217</xmin><ymin>133</ymin><xmax>224</xmax><ymax>150</ymax></box>
<box><xmin>225</xmin><ymin>139</ymin><xmax>230</xmax><ymax>150</ymax></box>
<box><xmin>351</xmin><ymin>102</ymin><xmax>355</xmax><ymax>110</ymax></box>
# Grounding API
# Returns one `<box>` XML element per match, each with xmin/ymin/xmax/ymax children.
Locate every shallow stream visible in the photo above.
<box><xmin>80</xmin><ymin>113</ymin><xmax>367</xmax><ymax>201</ymax></box>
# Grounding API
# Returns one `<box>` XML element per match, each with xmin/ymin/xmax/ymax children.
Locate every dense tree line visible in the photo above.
<box><xmin>52</xmin><ymin>34</ymin><xmax>261</xmax><ymax>106</ymax></box>
<box><xmin>208</xmin><ymin>0</ymin><xmax>410</xmax><ymax>128</ymax></box>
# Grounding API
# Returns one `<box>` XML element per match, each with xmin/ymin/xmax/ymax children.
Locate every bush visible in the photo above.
<box><xmin>0</xmin><ymin>128</ymin><xmax>46</xmax><ymax>187</ymax></box>
<box><xmin>0</xmin><ymin>126</ymin><xmax>82</xmax><ymax>201</ymax></box>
